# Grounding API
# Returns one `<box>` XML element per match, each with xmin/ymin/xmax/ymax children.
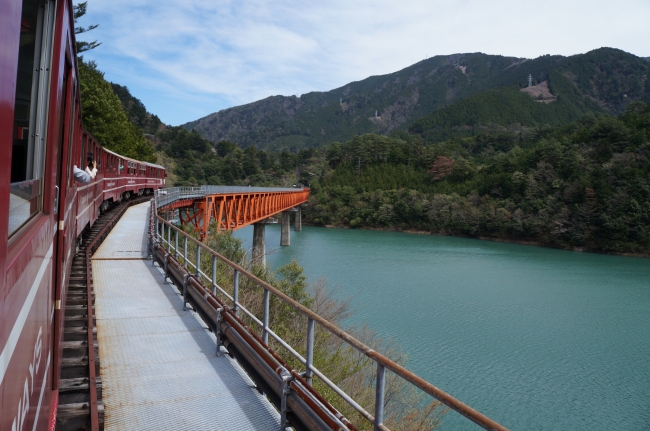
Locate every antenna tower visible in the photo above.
<box><xmin>527</xmin><ymin>74</ymin><xmax>533</xmax><ymax>87</ymax></box>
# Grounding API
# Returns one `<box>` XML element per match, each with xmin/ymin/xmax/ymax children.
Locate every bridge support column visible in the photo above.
<box><xmin>252</xmin><ymin>222</ymin><xmax>266</xmax><ymax>266</ymax></box>
<box><xmin>294</xmin><ymin>206</ymin><xmax>302</xmax><ymax>231</ymax></box>
<box><xmin>281</xmin><ymin>211</ymin><xmax>291</xmax><ymax>246</ymax></box>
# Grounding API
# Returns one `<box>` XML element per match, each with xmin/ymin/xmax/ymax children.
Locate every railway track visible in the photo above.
<box><xmin>56</xmin><ymin>197</ymin><xmax>149</xmax><ymax>431</ymax></box>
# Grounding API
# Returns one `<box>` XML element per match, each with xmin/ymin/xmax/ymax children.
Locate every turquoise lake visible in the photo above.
<box><xmin>234</xmin><ymin>225</ymin><xmax>650</xmax><ymax>431</ymax></box>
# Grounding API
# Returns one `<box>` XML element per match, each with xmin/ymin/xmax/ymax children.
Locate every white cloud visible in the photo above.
<box><xmin>81</xmin><ymin>0</ymin><xmax>650</xmax><ymax>125</ymax></box>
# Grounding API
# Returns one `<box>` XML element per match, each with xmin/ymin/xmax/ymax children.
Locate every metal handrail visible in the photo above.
<box><xmin>150</xmin><ymin>198</ymin><xmax>509</xmax><ymax>431</ymax></box>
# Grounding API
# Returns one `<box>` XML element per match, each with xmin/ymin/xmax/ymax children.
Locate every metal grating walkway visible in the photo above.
<box><xmin>93</xmin><ymin>204</ymin><xmax>150</xmax><ymax>259</ymax></box>
<box><xmin>92</xmin><ymin>202</ymin><xmax>281</xmax><ymax>430</ymax></box>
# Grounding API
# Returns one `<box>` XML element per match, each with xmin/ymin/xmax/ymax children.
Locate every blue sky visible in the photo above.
<box><xmin>81</xmin><ymin>0</ymin><xmax>650</xmax><ymax>126</ymax></box>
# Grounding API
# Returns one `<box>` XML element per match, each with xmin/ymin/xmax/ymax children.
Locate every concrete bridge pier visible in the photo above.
<box><xmin>252</xmin><ymin>222</ymin><xmax>266</xmax><ymax>266</ymax></box>
<box><xmin>294</xmin><ymin>206</ymin><xmax>302</xmax><ymax>231</ymax></box>
<box><xmin>281</xmin><ymin>211</ymin><xmax>291</xmax><ymax>246</ymax></box>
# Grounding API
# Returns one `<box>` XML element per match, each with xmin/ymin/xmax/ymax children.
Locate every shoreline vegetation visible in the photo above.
<box><xmin>304</xmin><ymin>103</ymin><xmax>650</xmax><ymax>257</ymax></box>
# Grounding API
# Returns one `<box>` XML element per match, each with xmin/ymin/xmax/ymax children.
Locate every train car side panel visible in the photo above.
<box><xmin>0</xmin><ymin>2</ymin><xmax>22</xmax><ymax>422</ymax></box>
<box><xmin>2</xmin><ymin>244</ymin><xmax>53</xmax><ymax>431</ymax></box>
<box><xmin>0</xmin><ymin>0</ymin><xmax>68</xmax><ymax>428</ymax></box>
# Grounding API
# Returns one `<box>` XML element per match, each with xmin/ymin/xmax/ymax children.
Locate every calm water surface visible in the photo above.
<box><xmin>234</xmin><ymin>225</ymin><xmax>650</xmax><ymax>431</ymax></box>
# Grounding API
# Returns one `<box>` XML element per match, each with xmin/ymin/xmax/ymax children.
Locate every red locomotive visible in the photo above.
<box><xmin>0</xmin><ymin>0</ymin><xmax>166</xmax><ymax>429</ymax></box>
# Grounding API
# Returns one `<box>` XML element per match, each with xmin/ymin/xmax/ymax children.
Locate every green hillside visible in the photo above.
<box><xmin>305</xmin><ymin>102</ymin><xmax>650</xmax><ymax>255</ymax></box>
<box><xmin>79</xmin><ymin>61</ymin><xmax>156</xmax><ymax>162</ymax></box>
<box><xmin>111</xmin><ymin>83</ymin><xmax>163</xmax><ymax>135</ymax></box>
<box><xmin>409</xmin><ymin>73</ymin><xmax>603</xmax><ymax>143</ymax></box>
<box><xmin>185</xmin><ymin>48</ymin><xmax>649</xmax><ymax>150</ymax></box>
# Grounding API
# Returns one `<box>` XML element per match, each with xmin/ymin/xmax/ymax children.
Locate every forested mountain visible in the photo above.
<box><xmin>408</xmin><ymin>77</ymin><xmax>600</xmax><ymax>143</ymax></box>
<box><xmin>79</xmin><ymin>61</ymin><xmax>156</xmax><ymax>162</ymax></box>
<box><xmin>305</xmin><ymin>103</ymin><xmax>650</xmax><ymax>255</ymax></box>
<box><xmin>185</xmin><ymin>48</ymin><xmax>650</xmax><ymax>150</ymax></box>
<box><xmin>111</xmin><ymin>83</ymin><xmax>163</xmax><ymax>135</ymax></box>
<box><xmin>155</xmin><ymin>126</ymin><xmax>307</xmax><ymax>187</ymax></box>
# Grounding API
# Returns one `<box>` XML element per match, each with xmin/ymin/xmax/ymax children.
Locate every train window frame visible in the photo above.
<box><xmin>9</xmin><ymin>0</ymin><xmax>57</xmax><ymax>238</ymax></box>
<box><xmin>81</xmin><ymin>133</ymin><xmax>87</xmax><ymax>168</ymax></box>
<box><xmin>65</xmin><ymin>78</ymin><xmax>77</xmax><ymax>189</ymax></box>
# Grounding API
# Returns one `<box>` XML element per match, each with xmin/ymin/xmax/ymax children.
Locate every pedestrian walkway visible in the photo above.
<box><xmin>92</xmin><ymin>202</ymin><xmax>280</xmax><ymax>430</ymax></box>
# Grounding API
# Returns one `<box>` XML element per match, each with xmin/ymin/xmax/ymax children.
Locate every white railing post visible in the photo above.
<box><xmin>233</xmin><ymin>269</ymin><xmax>239</xmax><ymax>316</ymax></box>
<box><xmin>374</xmin><ymin>363</ymin><xmax>386</xmax><ymax>431</ymax></box>
<box><xmin>305</xmin><ymin>317</ymin><xmax>314</xmax><ymax>385</ymax></box>
<box><xmin>262</xmin><ymin>289</ymin><xmax>270</xmax><ymax>344</ymax></box>
<box><xmin>183</xmin><ymin>236</ymin><xmax>188</xmax><ymax>268</ymax></box>
<box><xmin>212</xmin><ymin>254</ymin><xmax>217</xmax><ymax>295</ymax></box>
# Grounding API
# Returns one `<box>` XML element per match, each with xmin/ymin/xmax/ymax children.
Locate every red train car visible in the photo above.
<box><xmin>0</xmin><ymin>0</ymin><xmax>166</xmax><ymax>429</ymax></box>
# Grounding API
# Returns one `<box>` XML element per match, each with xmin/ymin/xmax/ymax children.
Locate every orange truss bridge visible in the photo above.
<box><xmin>155</xmin><ymin>186</ymin><xmax>310</xmax><ymax>239</ymax></box>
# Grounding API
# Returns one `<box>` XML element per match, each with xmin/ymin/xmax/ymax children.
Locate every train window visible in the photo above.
<box><xmin>9</xmin><ymin>0</ymin><xmax>55</xmax><ymax>237</ymax></box>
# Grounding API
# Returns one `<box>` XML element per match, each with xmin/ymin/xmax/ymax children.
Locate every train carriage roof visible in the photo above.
<box><xmin>103</xmin><ymin>147</ymin><xmax>165</xmax><ymax>169</ymax></box>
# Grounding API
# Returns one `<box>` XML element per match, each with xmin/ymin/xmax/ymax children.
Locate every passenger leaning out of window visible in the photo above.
<box><xmin>73</xmin><ymin>152</ymin><xmax>98</xmax><ymax>184</ymax></box>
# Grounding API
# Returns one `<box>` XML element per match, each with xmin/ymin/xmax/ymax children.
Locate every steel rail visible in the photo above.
<box><xmin>152</xmin><ymin>197</ymin><xmax>509</xmax><ymax>431</ymax></box>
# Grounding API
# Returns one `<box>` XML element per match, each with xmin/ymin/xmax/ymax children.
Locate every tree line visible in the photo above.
<box><xmin>156</xmin><ymin>102</ymin><xmax>650</xmax><ymax>255</ymax></box>
<box><xmin>304</xmin><ymin>103</ymin><xmax>650</xmax><ymax>255</ymax></box>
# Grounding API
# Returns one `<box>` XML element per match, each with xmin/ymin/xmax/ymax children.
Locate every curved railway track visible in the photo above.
<box><xmin>56</xmin><ymin>197</ymin><xmax>149</xmax><ymax>431</ymax></box>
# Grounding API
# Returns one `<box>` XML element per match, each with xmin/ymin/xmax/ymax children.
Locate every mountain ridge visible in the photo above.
<box><xmin>184</xmin><ymin>48</ymin><xmax>650</xmax><ymax>149</ymax></box>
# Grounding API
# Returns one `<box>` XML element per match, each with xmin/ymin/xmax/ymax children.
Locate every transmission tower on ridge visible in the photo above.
<box><xmin>528</xmin><ymin>74</ymin><xmax>533</xmax><ymax>87</ymax></box>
